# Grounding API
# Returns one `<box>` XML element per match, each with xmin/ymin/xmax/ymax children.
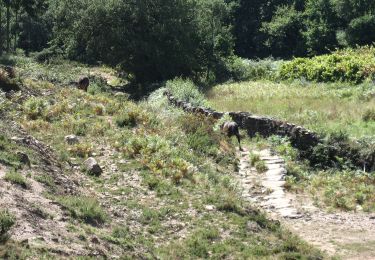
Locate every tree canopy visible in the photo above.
<box><xmin>1</xmin><ymin>0</ymin><xmax>375</xmax><ymax>82</ymax></box>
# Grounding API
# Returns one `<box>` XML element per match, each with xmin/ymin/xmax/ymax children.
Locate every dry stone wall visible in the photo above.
<box><xmin>165</xmin><ymin>92</ymin><xmax>320</xmax><ymax>152</ymax></box>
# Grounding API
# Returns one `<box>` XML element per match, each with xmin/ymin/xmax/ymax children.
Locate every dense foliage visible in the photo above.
<box><xmin>2</xmin><ymin>0</ymin><xmax>375</xmax><ymax>82</ymax></box>
<box><xmin>279</xmin><ymin>47</ymin><xmax>375</xmax><ymax>83</ymax></box>
<box><xmin>235</xmin><ymin>0</ymin><xmax>375</xmax><ymax>58</ymax></box>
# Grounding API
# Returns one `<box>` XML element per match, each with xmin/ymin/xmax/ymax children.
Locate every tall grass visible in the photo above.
<box><xmin>207</xmin><ymin>80</ymin><xmax>375</xmax><ymax>138</ymax></box>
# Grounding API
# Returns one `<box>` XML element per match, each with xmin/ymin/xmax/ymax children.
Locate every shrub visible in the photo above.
<box><xmin>279</xmin><ymin>46</ymin><xmax>375</xmax><ymax>83</ymax></box>
<box><xmin>166</xmin><ymin>78</ymin><xmax>207</xmax><ymax>107</ymax></box>
<box><xmin>23</xmin><ymin>97</ymin><xmax>48</xmax><ymax>120</ymax></box>
<box><xmin>115</xmin><ymin>104</ymin><xmax>149</xmax><ymax>128</ymax></box>
<box><xmin>249</xmin><ymin>153</ymin><xmax>261</xmax><ymax>167</ymax></box>
<box><xmin>57</xmin><ymin>196</ymin><xmax>108</xmax><ymax>225</ymax></box>
<box><xmin>87</xmin><ymin>77</ymin><xmax>110</xmax><ymax>95</ymax></box>
<box><xmin>179</xmin><ymin>114</ymin><xmax>222</xmax><ymax>156</ymax></box>
<box><xmin>32</xmin><ymin>47</ymin><xmax>62</xmax><ymax>63</ymax></box>
<box><xmin>255</xmin><ymin>161</ymin><xmax>268</xmax><ymax>173</ymax></box>
<box><xmin>225</xmin><ymin>56</ymin><xmax>278</xmax><ymax>82</ymax></box>
<box><xmin>72</xmin><ymin>119</ymin><xmax>89</xmax><ymax>136</ymax></box>
<box><xmin>363</xmin><ymin>109</ymin><xmax>375</xmax><ymax>122</ymax></box>
<box><xmin>4</xmin><ymin>170</ymin><xmax>29</xmax><ymax>189</ymax></box>
<box><xmin>67</xmin><ymin>143</ymin><xmax>93</xmax><ymax>158</ymax></box>
<box><xmin>115</xmin><ymin>112</ymin><xmax>137</xmax><ymax>128</ymax></box>
<box><xmin>0</xmin><ymin>210</ymin><xmax>15</xmax><ymax>241</ymax></box>
<box><xmin>0</xmin><ymin>68</ymin><xmax>19</xmax><ymax>92</ymax></box>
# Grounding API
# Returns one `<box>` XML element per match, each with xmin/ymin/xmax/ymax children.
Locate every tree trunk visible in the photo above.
<box><xmin>0</xmin><ymin>3</ymin><xmax>3</xmax><ymax>56</ymax></box>
<box><xmin>6</xmin><ymin>3</ymin><xmax>10</xmax><ymax>52</ymax></box>
<box><xmin>14</xmin><ymin>10</ymin><xmax>19</xmax><ymax>51</ymax></box>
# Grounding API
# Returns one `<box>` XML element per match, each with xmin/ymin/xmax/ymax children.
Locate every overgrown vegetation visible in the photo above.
<box><xmin>279</xmin><ymin>47</ymin><xmax>375</xmax><ymax>83</ymax></box>
<box><xmin>0</xmin><ymin>210</ymin><xmax>15</xmax><ymax>242</ymax></box>
<box><xmin>57</xmin><ymin>196</ymin><xmax>108</xmax><ymax>225</ymax></box>
<box><xmin>267</xmin><ymin>136</ymin><xmax>375</xmax><ymax>212</ymax></box>
<box><xmin>4</xmin><ymin>170</ymin><xmax>28</xmax><ymax>189</ymax></box>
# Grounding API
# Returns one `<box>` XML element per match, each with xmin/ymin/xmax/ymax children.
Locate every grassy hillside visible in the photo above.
<box><xmin>0</xmin><ymin>56</ymin><xmax>323</xmax><ymax>258</ymax></box>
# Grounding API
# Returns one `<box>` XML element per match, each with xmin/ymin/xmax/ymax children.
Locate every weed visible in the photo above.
<box><xmin>255</xmin><ymin>161</ymin><xmax>268</xmax><ymax>173</ymax></box>
<box><xmin>23</xmin><ymin>97</ymin><xmax>48</xmax><ymax>120</ymax></box>
<box><xmin>4</xmin><ymin>170</ymin><xmax>28</xmax><ymax>189</ymax></box>
<box><xmin>67</xmin><ymin>143</ymin><xmax>93</xmax><ymax>158</ymax></box>
<box><xmin>0</xmin><ymin>135</ymin><xmax>22</xmax><ymax>169</ymax></box>
<box><xmin>115</xmin><ymin>112</ymin><xmax>137</xmax><ymax>128</ymax></box>
<box><xmin>34</xmin><ymin>173</ymin><xmax>57</xmax><ymax>191</ymax></box>
<box><xmin>0</xmin><ymin>210</ymin><xmax>15</xmax><ymax>241</ymax></box>
<box><xmin>166</xmin><ymin>78</ymin><xmax>207</xmax><ymax>106</ymax></box>
<box><xmin>363</xmin><ymin>108</ymin><xmax>375</xmax><ymax>122</ymax></box>
<box><xmin>186</xmin><ymin>227</ymin><xmax>220</xmax><ymax>258</ymax></box>
<box><xmin>57</xmin><ymin>196</ymin><xmax>108</xmax><ymax>225</ymax></box>
<box><xmin>249</xmin><ymin>153</ymin><xmax>261</xmax><ymax>166</ymax></box>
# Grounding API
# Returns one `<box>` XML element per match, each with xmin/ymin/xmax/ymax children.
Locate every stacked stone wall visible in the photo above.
<box><xmin>165</xmin><ymin>92</ymin><xmax>320</xmax><ymax>151</ymax></box>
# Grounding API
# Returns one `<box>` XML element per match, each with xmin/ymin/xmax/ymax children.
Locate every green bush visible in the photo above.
<box><xmin>166</xmin><ymin>78</ymin><xmax>207</xmax><ymax>107</ymax></box>
<box><xmin>279</xmin><ymin>47</ymin><xmax>375</xmax><ymax>83</ymax></box>
<box><xmin>87</xmin><ymin>77</ymin><xmax>110</xmax><ymax>95</ymax></box>
<box><xmin>23</xmin><ymin>97</ymin><xmax>48</xmax><ymax>120</ymax></box>
<box><xmin>115</xmin><ymin>112</ymin><xmax>137</xmax><ymax>128</ymax></box>
<box><xmin>224</xmin><ymin>57</ymin><xmax>278</xmax><ymax>82</ymax></box>
<box><xmin>57</xmin><ymin>196</ymin><xmax>108</xmax><ymax>225</ymax></box>
<box><xmin>255</xmin><ymin>161</ymin><xmax>268</xmax><ymax>173</ymax></box>
<box><xmin>0</xmin><ymin>210</ymin><xmax>15</xmax><ymax>241</ymax></box>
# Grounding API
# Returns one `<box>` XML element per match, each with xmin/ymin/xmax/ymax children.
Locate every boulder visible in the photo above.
<box><xmin>84</xmin><ymin>157</ymin><xmax>102</xmax><ymax>176</ymax></box>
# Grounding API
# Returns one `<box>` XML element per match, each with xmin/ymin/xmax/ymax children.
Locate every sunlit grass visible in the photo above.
<box><xmin>207</xmin><ymin>80</ymin><xmax>375</xmax><ymax>137</ymax></box>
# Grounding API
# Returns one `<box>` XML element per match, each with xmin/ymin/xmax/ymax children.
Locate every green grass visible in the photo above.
<box><xmin>57</xmin><ymin>196</ymin><xmax>108</xmax><ymax>225</ymax></box>
<box><xmin>0</xmin><ymin>210</ymin><xmax>15</xmax><ymax>241</ymax></box>
<box><xmin>4</xmin><ymin>170</ymin><xmax>29</xmax><ymax>189</ymax></box>
<box><xmin>286</xmin><ymin>168</ymin><xmax>375</xmax><ymax>212</ymax></box>
<box><xmin>207</xmin><ymin>80</ymin><xmax>375</xmax><ymax>138</ymax></box>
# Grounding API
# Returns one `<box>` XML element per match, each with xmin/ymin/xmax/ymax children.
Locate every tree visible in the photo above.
<box><xmin>303</xmin><ymin>0</ymin><xmax>339</xmax><ymax>55</ymax></box>
<box><xmin>3</xmin><ymin>0</ymin><xmax>10</xmax><ymax>52</ymax></box>
<box><xmin>346</xmin><ymin>14</ymin><xmax>375</xmax><ymax>46</ymax></box>
<box><xmin>261</xmin><ymin>5</ymin><xmax>306</xmax><ymax>58</ymax></box>
<box><xmin>48</xmin><ymin>0</ymin><xmax>234</xmax><ymax>83</ymax></box>
<box><xmin>0</xmin><ymin>1</ymin><xmax>3</xmax><ymax>55</ymax></box>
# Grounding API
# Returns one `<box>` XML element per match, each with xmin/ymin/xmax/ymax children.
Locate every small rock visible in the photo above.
<box><xmin>205</xmin><ymin>205</ymin><xmax>216</xmax><ymax>211</ymax></box>
<box><xmin>64</xmin><ymin>135</ymin><xmax>79</xmax><ymax>145</ymax></box>
<box><xmin>84</xmin><ymin>157</ymin><xmax>102</xmax><ymax>176</ymax></box>
<box><xmin>118</xmin><ymin>159</ymin><xmax>128</xmax><ymax>164</ymax></box>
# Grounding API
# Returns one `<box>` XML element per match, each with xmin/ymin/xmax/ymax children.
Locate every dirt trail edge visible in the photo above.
<box><xmin>237</xmin><ymin>147</ymin><xmax>375</xmax><ymax>260</ymax></box>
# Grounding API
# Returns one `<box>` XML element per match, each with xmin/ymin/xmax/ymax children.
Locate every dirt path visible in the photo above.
<box><xmin>237</xmin><ymin>147</ymin><xmax>375</xmax><ymax>259</ymax></box>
